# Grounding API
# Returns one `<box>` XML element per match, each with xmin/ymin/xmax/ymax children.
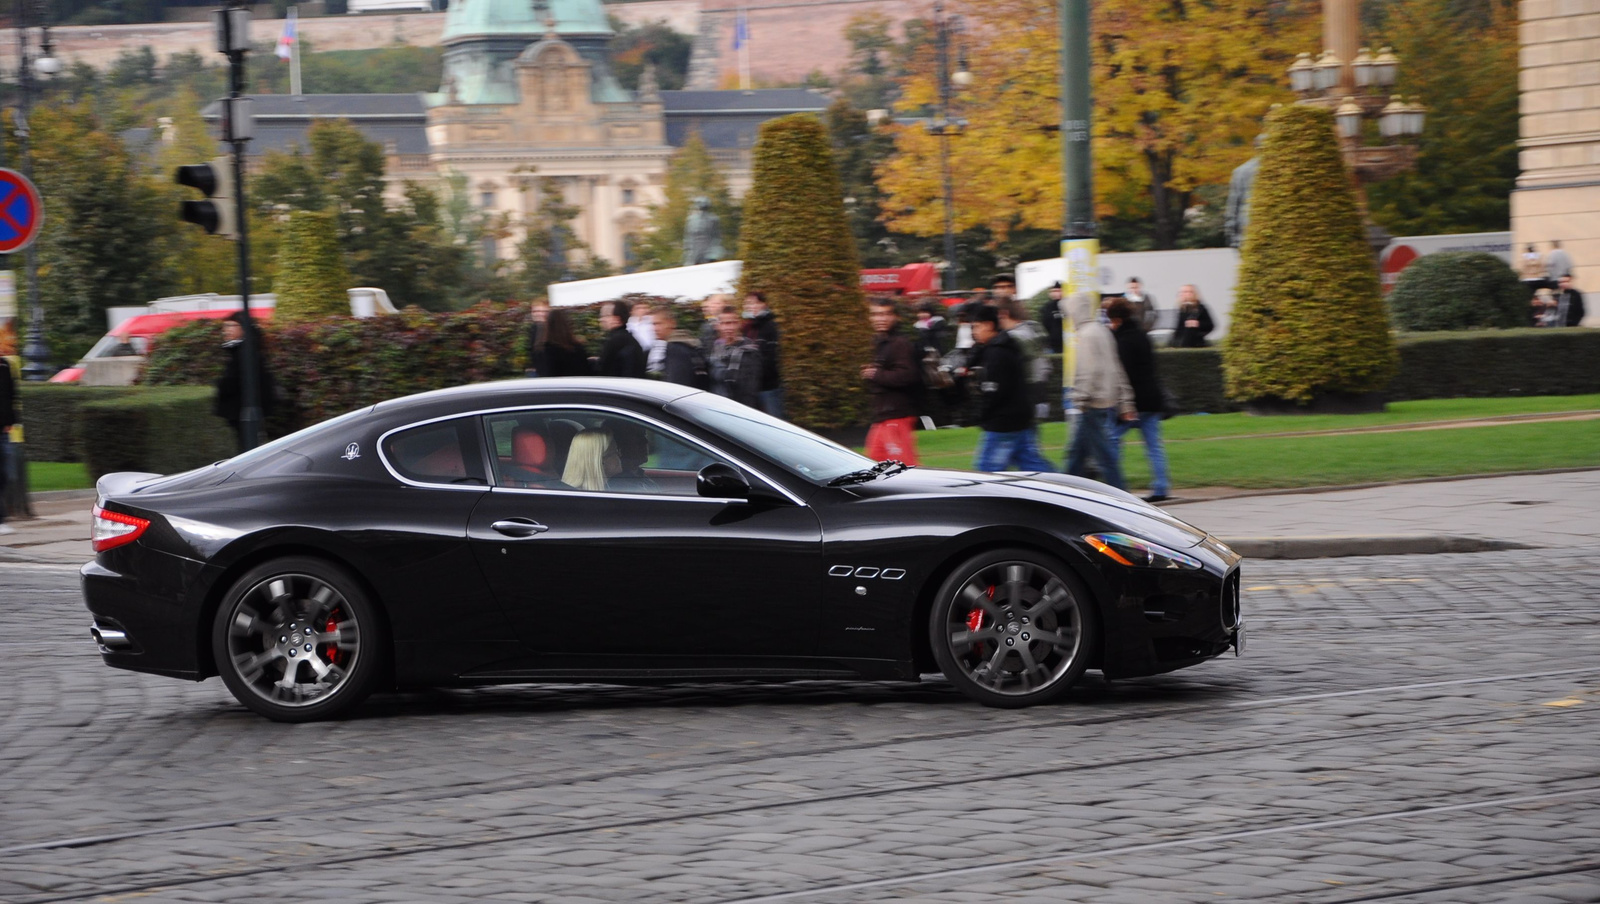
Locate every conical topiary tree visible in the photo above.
<box><xmin>273</xmin><ymin>210</ymin><xmax>351</xmax><ymax>322</ymax></box>
<box><xmin>1224</xmin><ymin>105</ymin><xmax>1397</xmax><ymax>405</ymax></box>
<box><xmin>737</xmin><ymin>114</ymin><xmax>872</xmax><ymax>432</ymax></box>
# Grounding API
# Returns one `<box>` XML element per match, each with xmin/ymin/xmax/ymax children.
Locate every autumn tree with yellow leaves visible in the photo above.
<box><xmin>877</xmin><ymin>0</ymin><xmax>1317</xmax><ymax>250</ymax></box>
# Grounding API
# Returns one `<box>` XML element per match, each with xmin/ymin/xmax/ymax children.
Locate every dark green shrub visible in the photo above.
<box><xmin>1158</xmin><ymin>347</ymin><xmax>1236</xmax><ymax>414</ymax></box>
<box><xmin>15</xmin><ymin>384</ymin><xmax>139</xmax><ymax>462</ymax></box>
<box><xmin>1391</xmin><ymin>328</ymin><xmax>1600</xmax><ymax>399</ymax></box>
<box><xmin>1225</xmin><ymin>105</ymin><xmax>1397</xmax><ymax>403</ymax></box>
<box><xmin>1388</xmin><ymin>252</ymin><xmax>1525</xmax><ymax>331</ymax></box>
<box><xmin>80</xmin><ymin>386</ymin><xmax>237</xmax><ymax>480</ymax></box>
<box><xmin>737</xmin><ymin>114</ymin><xmax>872</xmax><ymax>430</ymax></box>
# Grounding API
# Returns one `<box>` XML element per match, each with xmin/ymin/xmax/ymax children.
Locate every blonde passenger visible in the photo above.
<box><xmin>562</xmin><ymin>430</ymin><xmax>621</xmax><ymax>491</ymax></box>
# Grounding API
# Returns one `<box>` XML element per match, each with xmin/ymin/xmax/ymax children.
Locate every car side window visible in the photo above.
<box><xmin>484</xmin><ymin>410</ymin><xmax>724</xmax><ymax>497</ymax></box>
<box><xmin>383</xmin><ymin>418</ymin><xmax>487</xmax><ymax>486</ymax></box>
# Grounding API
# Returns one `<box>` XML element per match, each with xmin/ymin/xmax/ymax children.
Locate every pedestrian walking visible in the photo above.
<box><xmin>699</xmin><ymin>294</ymin><xmax>729</xmax><ymax>351</ymax></box>
<box><xmin>913</xmin><ymin>299</ymin><xmax>949</xmax><ymax>355</ymax></box>
<box><xmin>598</xmin><ymin>300</ymin><xmax>647</xmax><ymax>378</ymax></box>
<box><xmin>1545</xmin><ymin>240</ymin><xmax>1575</xmax><ymax>281</ymax></box>
<box><xmin>999</xmin><ymin>298</ymin><xmax>1051</xmax><ymax>422</ymax></box>
<box><xmin>861</xmin><ymin>297</ymin><xmax>922</xmax><ymax>466</ymax></box>
<box><xmin>627</xmin><ymin>300</ymin><xmax>658</xmax><ymax>354</ymax></box>
<box><xmin>1063</xmin><ymin>292</ymin><xmax>1136</xmax><ymax>490</ymax></box>
<box><xmin>0</xmin><ymin>354</ymin><xmax>16</xmax><ymax>535</ymax></box>
<box><xmin>1039</xmin><ymin>282</ymin><xmax>1065</xmax><ymax>354</ymax></box>
<box><xmin>535</xmin><ymin>308</ymin><xmax>593</xmax><ymax>377</ymax></box>
<box><xmin>213</xmin><ymin>313</ymin><xmax>276</xmax><ymax>453</ymax></box>
<box><xmin>966</xmin><ymin>304</ymin><xmax>1056</xmax><ymax>472</ymax></box>
<box><xmin>1554</xmin><ymin>275</ymin><xmax>1587</xmax><ymax>327</ymax></box>
<box><xmin>525</xmin><ymin>300</ymin><xmax>549</xmax><ymax>377</ymax></box>
<box><xmin>1169</xmin><ymin>284</ymin><xmax>1215</xmax><ymax>348</ymax></box>
<box><xmin>1106</xmin><ymin>298</ymin><xmax>1172</xmax><ymax>502</ymax></box>
<box><xmin>650</xmin><ymin>305</ymin><xmax>711</xmax><ymax>389</ymax></box>
<box><xmin>1123</xmin><ymin>277</ymin><xmax>1160</xmax><ymax>331</ymax></box>
<box><xmin>710</xmin><ymin>307</ymin><xmax>764</xmax><ymax>408</ymax></box>
<box><xmin>743</xmin><ymin>292</ymin><xmax>784</xmax><ymax>418</ymax></box>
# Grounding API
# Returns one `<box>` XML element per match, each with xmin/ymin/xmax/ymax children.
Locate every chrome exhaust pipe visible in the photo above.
<box><xmin>91</xmin><ymin>624</ymin><xmax>132</xmax><ymax>650</ymax></box>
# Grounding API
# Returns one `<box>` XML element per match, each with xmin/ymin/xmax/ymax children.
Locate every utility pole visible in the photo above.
<box><xmin>1059</xmin><ymin>0</ymin><xmax>1095</xmax><ymax>417</ymax></box>
<box><xmin>16</xmin><ymin>0</ymin><xmax>54</xmax><ymax>381</ymax></box>
<box><xmin>220</xmin><ymin>3</ymin><xmax>261</xmax><ymax>449</ymax></box>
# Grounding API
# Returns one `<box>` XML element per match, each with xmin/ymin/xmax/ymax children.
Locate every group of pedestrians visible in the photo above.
<box><xmin>1521</xmin><ymin>241</ymin><xmax>1586</xmax><ymax>327</ymax></box>
<box><xmin>525</xmin><ymin>294</ymin><xmax>786</xmax><ymax>418</ymax></box>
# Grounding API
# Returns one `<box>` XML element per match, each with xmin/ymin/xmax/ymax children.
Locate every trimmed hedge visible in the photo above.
<box><xmin>1226</xmin><ymin>105</ymin><xmax>1397</xmax><ymax>403</ymax></box>
<box><xmin>1389</xmin><ymin>252</ymin><xmax>1525</xmax><ymax>331</ymax></box>
<box><xmin>15</xmin><ymin>385</ymin><xmax>140</xmax><ymax>462</ymax></box>
<box><xmin>80</xmin><ymin>386</ymin><xmax>238</xmax><ymax>480</ymax></box>
<box><xmin>1390</xmin><ymin>328</ymin><xmax>1600</xmax><ymax>400</ymax></box>
<box><xmin>737</xmin><ymin>114</ymin><xmax>872</xmax><ymax>431</ymax></box>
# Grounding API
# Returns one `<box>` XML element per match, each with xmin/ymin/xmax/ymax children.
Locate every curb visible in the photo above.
<box><xmin>1159</xmin><ymin>466</ymin><xmax>1600</xmax><ymax>505</ymax></box>
<box><xmin>1222</xmin><ymin>535</ymin><xmax>1532</xmax><ymax>560</ymax></box>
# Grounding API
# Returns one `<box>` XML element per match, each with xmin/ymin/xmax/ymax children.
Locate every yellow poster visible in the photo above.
<box><xmin>1059</xmin><ymin>238</ymin><xmax>1099</xmax><ymax>415</ymax></box>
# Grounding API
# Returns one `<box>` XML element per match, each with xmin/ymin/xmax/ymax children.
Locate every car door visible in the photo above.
<box><xmin>465</xmin><ymin>407</ymin><xmax>825</xmax><ymax>674</ymax></box>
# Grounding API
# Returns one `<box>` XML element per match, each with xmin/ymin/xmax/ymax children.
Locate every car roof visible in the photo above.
<box><xmin>372</xmin><ymin>378</ymin><xmax>703</xmax><ymax>417</ymax></box>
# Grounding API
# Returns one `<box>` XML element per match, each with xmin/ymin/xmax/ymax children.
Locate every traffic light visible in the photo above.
<box><xmin>175</xmin><ymin>157</ymin><xmax>237</xmax><ymax>238</ymax></box>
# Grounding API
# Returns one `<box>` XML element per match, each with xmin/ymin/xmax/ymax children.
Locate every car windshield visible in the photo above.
<box><xmin>667</xmin><ymin>393</ymin><xmax>873</xmax><ymax>484</ymax></box>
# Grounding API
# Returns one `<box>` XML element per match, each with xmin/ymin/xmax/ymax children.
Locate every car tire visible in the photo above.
<box><xmin>211</xmin><ymin>556</ymin><xmax>388</xmax><ymax>723</ymax></box>
<box><xmin>929</xmin><ymin>548</ymin><xmax>1098</xmax><ymax>708</ymax></box>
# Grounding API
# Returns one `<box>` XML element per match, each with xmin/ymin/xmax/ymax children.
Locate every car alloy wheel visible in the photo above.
<box><xmin>212</xmin><ymin>557</ymin><xmax>386</xmax><ymax>722</ymax></box>
<box><xmin>930</xmin><ymin>550</ymin><xmax>1097</xmax><ymax>708</ymax></box>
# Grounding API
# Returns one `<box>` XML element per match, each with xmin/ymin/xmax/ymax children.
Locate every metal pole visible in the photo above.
<box><xmin>936</xmin><ymin>2</ymin><xmax>958</xmax><ymax>293</ymax></box>
<box><xmin>1060</xmin><ymin>0</ymin><xmax>1094</xmax><ymax>243</ymax></box>
<box><xmin>226</xmin><ymin>3</ymin><xmax>261</xmax><ymax>450</ymax></box>
<box><xmin>17</xmin><ymin>0</ymin><xmax>50</xmax><ymax>381</ymax></box>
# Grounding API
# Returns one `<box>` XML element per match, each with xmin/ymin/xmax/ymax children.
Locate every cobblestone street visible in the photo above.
<box><xmin>3</xmin><ymin>547</ymin><xmax>1599</xmax><ymax>903</ymax></box>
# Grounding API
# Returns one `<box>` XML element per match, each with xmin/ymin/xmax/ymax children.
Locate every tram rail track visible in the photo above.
<box><xmin>5</xmin><ymin>671</ymin><xmax>1597</xmax><ymax>903</ymax></box>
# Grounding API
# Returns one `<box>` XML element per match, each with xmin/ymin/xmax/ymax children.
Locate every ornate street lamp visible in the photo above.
<box><xmin>1312</xmin><ymin>50</ymin><xmax>1343</xmax><ymax>93</ymax></box>
<box><xmin>1371</xmin><ymin>47</ymin><xmax>1399</xmax><ymax>88</ymax></box>
<box><xmin>1350</xmin><ymin>47</ymin><xmax>1376</xmax><ymax>88</ymax></box>
<box><xmin>1288</xmin><ymin>52</ymin><xmax>1316</xmax><ymax>94</ymax></box>
<box><xmin>1334</xmin><ymin>97</ymin><xmax>1364</xmax><ymax>139</ymax></box>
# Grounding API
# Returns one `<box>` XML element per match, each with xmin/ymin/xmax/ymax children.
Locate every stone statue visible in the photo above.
<box><xmin>683</xmin><ymin>196</ymin><xmax>724</xmax><ymax>266</ymax></box>
<box><xmin>1224</xmin><ymin>134</ymin><xmax>1265</xmax><ymax>249</ymax></box>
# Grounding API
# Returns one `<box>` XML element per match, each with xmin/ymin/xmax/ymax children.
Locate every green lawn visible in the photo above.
<box><xmin>900</xmin><ymin>394</ymin><xmax>1600</xmax><ymax>489</ymax></box>
<box><xmin>27</xmin><ymin>462</ymin><xmax>92</xmax><ymax>492</ymax></box>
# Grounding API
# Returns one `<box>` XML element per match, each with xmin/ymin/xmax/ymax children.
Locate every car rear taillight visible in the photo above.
<box><xmin>91</xmin><ymin>506</ymin><xmax>151</xmax><ymax>552</ymax></box>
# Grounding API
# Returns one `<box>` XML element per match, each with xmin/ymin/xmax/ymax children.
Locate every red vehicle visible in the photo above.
<box><xmin>50</xmin><ymin>308</ymin><xmax>274</xmax><ymax>384</ymax></box>
<box><xmin>859</xmin><ymin>263</ymin><xmax>940</xmax><ymax>297</ymax></box>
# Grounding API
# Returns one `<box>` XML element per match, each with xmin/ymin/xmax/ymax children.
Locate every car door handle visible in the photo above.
<box><xmin>491</xmin><ymin>518</ymin><xmax>549</xmax><ymax>538</ymax></box>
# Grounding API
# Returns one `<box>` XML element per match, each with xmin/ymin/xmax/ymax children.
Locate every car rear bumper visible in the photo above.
<box><xmin>81</xmin><ymin>553</ymin><xmax>209</xmax><ymax>681</ymax></box>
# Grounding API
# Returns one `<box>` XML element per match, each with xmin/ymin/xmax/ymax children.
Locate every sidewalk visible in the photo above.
<box><xmin>2</xmin><ymin>471</ymin><xmax>1596</xmax><ymax>564</ymax></box>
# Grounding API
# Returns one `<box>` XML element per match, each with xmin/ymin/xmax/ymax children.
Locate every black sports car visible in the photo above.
<box><xmin>83</xmin><ymin>379</ymin><xmax>1243</xmax><ymax>722</ymax></box>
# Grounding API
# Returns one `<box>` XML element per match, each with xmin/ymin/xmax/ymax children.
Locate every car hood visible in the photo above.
<box><xmin>844</xmin><ymin>467</ymin><xmax>1213</xmax><ymax>550</ymax></box>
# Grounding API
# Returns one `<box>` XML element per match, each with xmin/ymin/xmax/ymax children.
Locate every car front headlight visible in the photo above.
<box><xmin>1084</xmin><ymin>532</ymin><xmax>1203</xmax><ymax>570</ymax></box>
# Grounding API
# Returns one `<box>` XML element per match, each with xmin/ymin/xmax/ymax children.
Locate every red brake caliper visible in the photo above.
<box><xmin>324</xmin><ymin>610</ymin><xmax>341</xmax><ymax>664</ymax></box>
<box><xmin>966</xmin><ymin>585</ymin><xmax>995</xmax><ymax>632</ymax></box>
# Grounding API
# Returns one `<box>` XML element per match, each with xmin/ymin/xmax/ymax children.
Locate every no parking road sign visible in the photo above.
<box><xmin>0</xmin><ymin>168</ymin><xmax>43</xmax><ymax>254</ymax></box>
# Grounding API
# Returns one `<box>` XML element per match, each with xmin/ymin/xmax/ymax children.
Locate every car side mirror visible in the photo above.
<box><xmin>697</xmin><ymin>463</ymin><xmax>750</xmax><ymax>499</ymax></box>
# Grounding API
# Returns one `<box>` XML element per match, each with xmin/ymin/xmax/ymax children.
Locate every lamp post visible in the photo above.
<box><xmin>1286</xmin><ymin>1</ymin><xmax>1425</xmax><ymax>252</ymax></box>
<box><xmin>13</xmin><ymin>0</ymin><xmax>58</xmax><ymax>381</ymax></box>
<box><xmin>926</xmin><ymin>1</ymin><xmax>969</xmax><ymax>293</ymax></box>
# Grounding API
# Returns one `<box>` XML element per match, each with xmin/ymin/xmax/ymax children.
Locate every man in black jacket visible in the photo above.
<box><xmin>861</xmin><ymin>297</ymin><xmax>922</xmax><ymax>465</ymax></box>
<box><xmin>650</xmin><ymin>305</ymin><xmax>710</xmax><ymax>389</ymax></box>
<box><xmin>965</xmin><ymin>305</ymin><xmax>1055</xmax><ymax>472</ymax></box>
<box><xmin>597</xmin><ymin>300</ymin><xmax>647</xmax><ymax>378</ymax></box>
<box><xmin>1107</xmin><ymin>299</ymin><xmax>1173</xmax><ymax>502</ymax></box>
<box><xmin>0</xmin><ymin>354</ymin><xmax>15</xmax><ymax>534</ymax></box>
<box><xmin>213</xmin><ymin>314</ymin><xmax>275</xmax><ymax>453</ymax></box>
<box><xmin>743</xmin><ymin>292</ymin><xmax>784</xmax><ymax>417</ymax></box>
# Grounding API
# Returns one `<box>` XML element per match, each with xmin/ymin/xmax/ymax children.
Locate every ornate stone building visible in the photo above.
<box><xmin>423</xmin><ymin>0</ymin><xmax>670</xmax><ymax>267</ymax></box>
<box><xmin>1512</xmin><ymin>0</ymin><xmax>1599</xmax><ymax>316</ymax></box>
<box><xmin>203</xmin><ymin>0</ymin><xmax>829</xmax><ymax>273</ymax></box>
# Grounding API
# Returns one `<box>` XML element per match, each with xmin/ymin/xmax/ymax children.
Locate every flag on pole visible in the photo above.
<box><xmin>276</xmin><ymin>8</ymin><xmax>297</xmax><ymax>62</ymax></box>
<box><xmin>733</xmin><ymin>10</ymin><xmax>749</xmax><ymax>50</ymax></box>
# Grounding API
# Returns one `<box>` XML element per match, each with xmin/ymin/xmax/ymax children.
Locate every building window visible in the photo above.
<box><xmin>480</xmin><ymin>191</ymin><xmax>496</xmax><ymax>209</ymax></box>
<box><xmin>621</xmin><ymin>188</ymin><xmax>636</xmax><ymax>205</ymax></box>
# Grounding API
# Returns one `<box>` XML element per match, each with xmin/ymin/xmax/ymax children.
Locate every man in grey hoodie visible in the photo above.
<box><xmin>1062</xmin><ymin>292</ymin><xmax>1136</xmax><ymax>490</ymax></box>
